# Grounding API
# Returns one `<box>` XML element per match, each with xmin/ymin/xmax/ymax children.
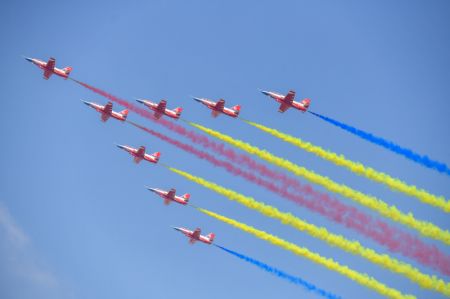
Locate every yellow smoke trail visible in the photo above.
<box><xmin>169</xmin><ymin>167</ymin><xmax>450</xmax><ymax>296</ymax></box>
<box><xmin>244</xmin><ymin>120</ymin><xmax>450</xmax><ymax>213</ymax></box>
<box><xmin>197</xmin><ymin>208</ymin><xmax>415</xmax><ymax>299</ymax></box>
<box><xmin>188</xmin><ymin>121</ymin><xmax>450</xmax><ymax>245</ymax></box>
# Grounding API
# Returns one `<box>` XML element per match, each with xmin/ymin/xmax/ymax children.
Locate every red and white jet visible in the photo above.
<box><xmin>172</xmin><ymin>226</ymin><xmax>215</xmax><ymax>245</ymax></box>
<box><xmin>136</xmin><ymin>99</ymin><xmax>182</xmax><ymax>120</ymax></box>
<box><xmin>193</xmin><ymin>97</ymin><xmax>241</xmax><ymax>118</ymax></box>
<box><xmin>116</xmin><ymin>144</ymin><xmax>160</xmax><ymax>164</ymax></box>
<box><xmin>146</xmin><ymin>187</ymin><xmax>190</xmax><ymax>205</ymax></box>
<box><xmin>82</xmin><ymin>100</ymin><xmax>129</xmax><ymax>122</ymax></box>
<box><xmin>24</xmin><ymin>56</ymin><xmax>72</xmax><ymax>80</ymax></box>
<box><xmin>261</xmin><ymin>90</ymin><xmax>311</xmax><ymax>113</ymax></box>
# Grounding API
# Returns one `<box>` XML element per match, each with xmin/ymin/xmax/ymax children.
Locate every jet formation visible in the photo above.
<box><xmin>24</xmin><ymin>56</ymin><xmax>315</xmax><ymax>248</ymax></box>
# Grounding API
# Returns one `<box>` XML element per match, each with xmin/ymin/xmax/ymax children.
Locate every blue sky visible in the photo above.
<box><xmin>1</xmin><ymin>1</ymin><xmax>449</xmax><ymax>298</ymax></box>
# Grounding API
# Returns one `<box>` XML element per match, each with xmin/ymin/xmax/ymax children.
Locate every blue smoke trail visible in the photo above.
<box><xmin>215</xmin><ymin>245</ymin><xmax>341</xmax><ymax>299</ymax></box>
<box><xmin>309</xmin><ymin>111</ymin><xmax>450</xmax><ymax>176</ymax></box>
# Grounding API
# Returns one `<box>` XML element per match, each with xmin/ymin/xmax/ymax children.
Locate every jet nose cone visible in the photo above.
<box><xmin>81</xmin><ymin>100</ymin><xmax>91</xmax><ymax>106</ymax></box>
<box><xmin>115</xmin><ymin>144</ymin><xmax>126</xmax><ymax>150</ymax></box>
<box><xmin>23</xmin><ymin>56</ymin><xmax>33</xmax><ymax>62</ymax></box>
<box><xmin>171</xmin><ymin>226</ymin><xmax>181</xmax><ymax>231</ymax></box>
<box><xmin>260</xmin><ymin>90</ymin><xmax>270</xmax><ymax>96</ymax></box>
<box><xmin>192</xmin><ymin>97</ymin><xmax>203</xmax><ymax>102</ymax></box>
<box><xmin>136</xmin><ymin>99</ymin><xmax>145</xmax><ymax>104</ymax></box>
<box><xmin>146</xmin><ymin>187</ymin><xmax>157</xmax><ymax>192</ymax></box>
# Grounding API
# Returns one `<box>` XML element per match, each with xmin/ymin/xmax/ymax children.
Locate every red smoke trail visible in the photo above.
<box><xmin>73</xmin><ymin>79</ymin><xmax>450</xmax><ymax>276</ymax></box>
<box><xmin>128</xmin><ymin>120</ymin><xmax>450</xmax><ymax>276</ymax></box>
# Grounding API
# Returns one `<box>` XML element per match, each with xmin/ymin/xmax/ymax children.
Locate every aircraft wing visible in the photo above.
<box><xmin>46</xmin><ymin>58</ymin><xmax>56</xmax><ymax>70</ymax></box>
<box><xmin>43</xmin><ymin>58</ymin><xmax>56</xmax><ymax>80</ymax></box>
<box><xmin>43</xmin><ymin>70</ymin><xmax>53</xmax><ymax>80</ymax></box>
<box><xmin>164</xmin><ymin>198</ymin><xmax>171</xmax><ymax>205</ymax></box>
<box><xmin>284</xmin><ymin>90</ymin><xmax>295</xmax><ymax>104</ymax></box>
<box><xmin>101</xmin><ymin>113</ymin><xmax>111</xmax><ymax>122</ymax></box>
<box><xmin>136</xmin><ymin>146</ymin><xmax>145</xmax><ymax>157</ymax></box>
<box><xmin>167</xmin><ymin>188</ymin><xmax>176</xmax><ymax>199</ymax></box>
<box><xmin>133</xmin><ymin>156</ymin><xmax>143</xmax><ymax>164</ymax></box>
<box><xmin>192</xmin><ymin>228</ymin><xmax>201</xmax><ymax>239</ymax></box>
<box><xmin>278</xmin><ymin>103</ymin><xmax>290</xmax><ymax>113</ymax></box>
<box><xmin>211</xmin><ymin>110</ymin><xmax>221</xmax><ymax>118</ymax></box>
<box><xmin>103</xmin><ymin>102</ymin><xmax>113</xmax><ymax>115</ymax></box>
<box><xmin>215</xmin><ymin>99</ymin><xmax>225</xmax><ymax>111</ymax></box>
<box><xmin>156</xmin><ymin>100</ymin><xmax>167</xmax><ymax>111</ymax></box>
<box><xmin>153</xmin><ymin>111</ymin><xmax>163</xmax><ymax>119</ymax></box>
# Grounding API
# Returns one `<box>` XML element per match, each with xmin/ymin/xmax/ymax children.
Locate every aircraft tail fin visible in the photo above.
<box><xmin>63</xmin><ymin>67</ymin><xmax>73</xmax><ymax>76</ymax></box>
<box><xmin>174</xmin><ymin>107</ymin><xmax>183</xmax><ymax>116</ymax></box>
<box><xmin>120</xmin><ymin>109</ymin><xmax>129</xmax><ymax>120</ymax></box>
<box><xmin>232</xmin><ymin>105</ymin><xmax>241</xmax><ymax>115</ymax></box>
<box><xmin>207</xmin><ymin>233</ymin><xmax>215</xmax><ymax>242</ymax></box>
<box><xmin>152</xmin><ymin>152</ymin><xmax>161</xmax><ymax>162</ymax></box>
<box><xmin>182</xmin><ymin>193</ymin><xmax>190</xmax><ymax>202</ymax></box>
<box><xmin>301</xmin><ymin>98</ymin><xmax>311</xmax><ymax>109</ymax></box>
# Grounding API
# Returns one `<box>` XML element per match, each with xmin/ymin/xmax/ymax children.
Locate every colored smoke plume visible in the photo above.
<box><xmin>309</xmin><ymin>111</ymin><xmax>450</xmax><ymax>176</ymax></box>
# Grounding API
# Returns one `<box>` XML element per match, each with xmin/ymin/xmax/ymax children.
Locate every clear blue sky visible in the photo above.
<box><xmin>1</xmin><ymin>1</ymin><xmax>449</xmax><ymax>298</ymax></box>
